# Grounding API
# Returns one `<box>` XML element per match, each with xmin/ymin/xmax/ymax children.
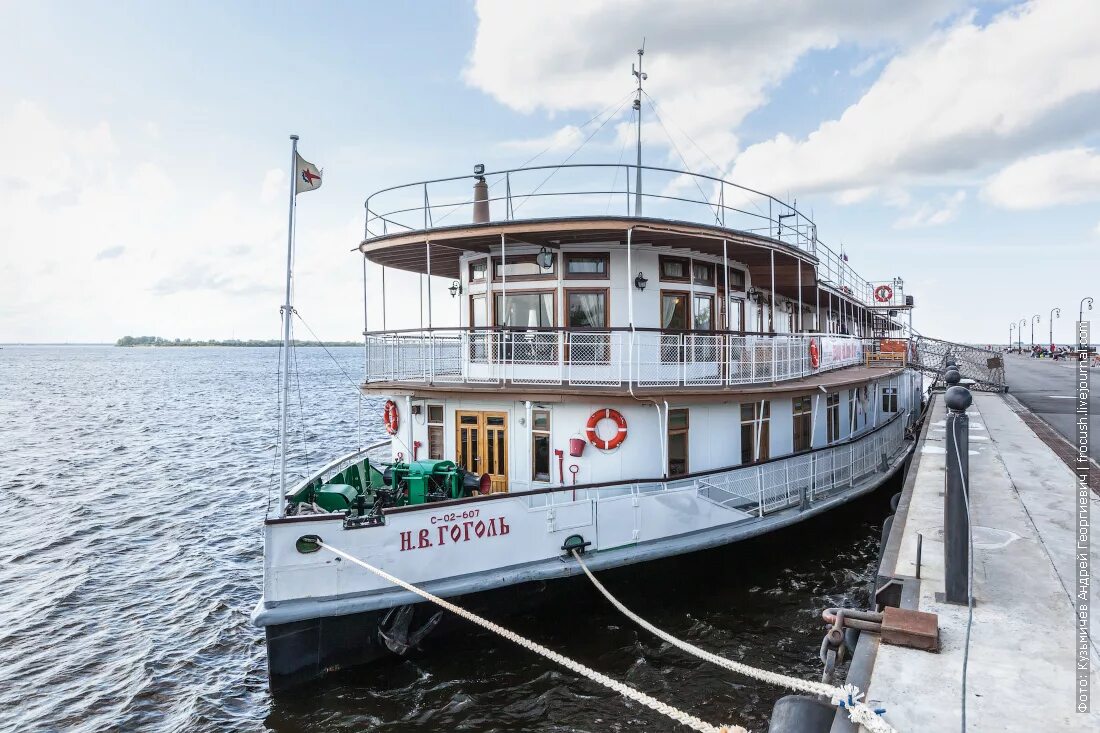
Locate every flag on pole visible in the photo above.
<box><xmin>294</xmin><ymin>152</ymin><xmax>322</xmax><ymax>194</ymax></box>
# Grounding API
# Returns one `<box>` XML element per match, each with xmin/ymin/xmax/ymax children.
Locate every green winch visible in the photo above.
<box><xmin>285</xmin><ymin>457</ymin><xmax>486</xmax><ymax>524</ymax></box>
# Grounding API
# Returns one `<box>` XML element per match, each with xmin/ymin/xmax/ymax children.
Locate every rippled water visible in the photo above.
<box><xmin>0</xmin><ymin>346</ymin><xmax>896</xmax><ymax>733</ymax></box>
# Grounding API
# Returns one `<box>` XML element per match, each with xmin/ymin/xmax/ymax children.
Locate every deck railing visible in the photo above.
<box><xmin>365</xmin><ymin>329</ymin><xmax>867</xmax><ymax>388</ymax></box>
<box><xmin>362</xmin><ymin>164</ymin><xmax>882</xmax><ymax>306</ymax></box>
<box><xmin>527</xmin><ymin>412</ymin><xmax>908</xmax><ymax>519</ymax></box>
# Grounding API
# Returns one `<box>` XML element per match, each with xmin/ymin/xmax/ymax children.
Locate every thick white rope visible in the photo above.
<box><xmin>317</xmin><ymin>541</ymin><xmax>745</xmax><ymax>733</ymax></box>
<box><xmin>570</xmin><ymin>550</ymin><xmax>897</xmax><ymax>733</ymax></box>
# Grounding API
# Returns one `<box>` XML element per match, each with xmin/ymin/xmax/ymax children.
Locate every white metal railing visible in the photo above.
<box><xmin>362</xmin><ymin>164</ymin><xmax>903</xmax><ymax>307</ymax></box>
<box><xmin>525</xmin><ymin>413</ymin><xmax>908</xmax><ymax>517</ymax></box>
<box><xmin>365</xmin><ymin>330</ymin><xmax>867</xmax><ymax>388</ymax></box>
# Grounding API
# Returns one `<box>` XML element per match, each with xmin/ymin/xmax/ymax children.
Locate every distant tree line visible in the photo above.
<box><xmin>115</xmin><ymin>336</ymin><xmax>359</xmax><ymax>347</ymax></box>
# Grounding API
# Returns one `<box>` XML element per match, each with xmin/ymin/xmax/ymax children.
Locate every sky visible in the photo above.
<box><xmin>1</xmin><ymin>0</ymin><xmax>1098</xmax><ymax>345</ymax></box>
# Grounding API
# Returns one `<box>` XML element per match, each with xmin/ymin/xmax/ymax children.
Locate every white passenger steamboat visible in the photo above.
<box><xmin>253</xmin><ymin>81</ymin><xmax>922</xmax><ymax>691</ymax></box>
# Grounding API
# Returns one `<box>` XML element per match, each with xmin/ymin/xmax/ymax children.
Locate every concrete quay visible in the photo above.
<box><xmin>835</xmin><ymin>390</ymin><xmax>1099</xmax><ymax>732</ymax></box>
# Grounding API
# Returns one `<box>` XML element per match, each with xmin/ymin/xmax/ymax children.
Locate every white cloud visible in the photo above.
<box><xmin>894</xmin><ymin>189</ymin><xmax>966</xmax><ymax>228</ymax></box>
<box><xmin>465</xmin><ymin>0</ymin><xmax>961</xmax><ymax>171</ymax></box>
<box><xmin>0</xmin><ymin>101</ymin><xmax>303</xmax><ymax>342</ymax></box>
<box><xmin>499</xmin><ymin>124</ymin><xmax>587</xmax><ymax>154</ymax></box>
<box><xmin>982</xmin><ymin>147</ymin><xmax>1100</xmax><ymax>209</ymax></box>
<box><xmin>729</xmin><ymin>0</ymin><xmax>1100</xmax><ymax>196</ymax></box>
<box><xmin>260</xmin><ymin>168</ymin><xmax>285</xmax><ymax>204</ymax></box>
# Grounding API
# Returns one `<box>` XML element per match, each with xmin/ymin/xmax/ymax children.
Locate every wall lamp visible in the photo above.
<box><xmin>748</xmin><ymin>287</ymin><xmax>764</xmax><ymax>304</ymax></box>
<box><xmin>448</xmin><ymin>280</ymin><xmax>463</xmax><ymax>298</ymax></box>
<box><xmin>634</xmin><ymin>272</ymin><xmax>648</xmax><ymax>291</ymax></box>
<box><xmin>536</xmin><ymin>246</ymin><xmax>554</xmax><ymax>269</ymax></box>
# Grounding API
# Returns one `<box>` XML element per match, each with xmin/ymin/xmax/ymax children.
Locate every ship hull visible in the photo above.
<box><xmin>261</xmin><ymin>443</ymin><xmax>912</xmax><ymax>691</ymax></box>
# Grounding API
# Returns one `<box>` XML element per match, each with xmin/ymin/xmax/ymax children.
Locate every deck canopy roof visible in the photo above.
<box><xmin>358</xmin><ymin>216</ymin><xmax>821</xmax><ymax>304</ymax></box>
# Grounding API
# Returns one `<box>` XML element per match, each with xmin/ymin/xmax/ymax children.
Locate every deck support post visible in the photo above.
<box><xmin>797</xmin><ymin>260</ymin><xmax>802</xmax><ymax>332</ymax></box>
<box><xmin>769</xmin><ymin>249</ymin><xmax>775</xmax><ymax>333</ymax></box>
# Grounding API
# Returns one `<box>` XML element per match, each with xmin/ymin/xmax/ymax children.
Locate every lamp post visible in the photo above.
<box><xmin>1049</xmin><ymin>307</ymin><xmax>1060</xmax><ymax>352</ymax></box>
<box><xmin>1009</xmin><ymin>322</ymin><xmax>1016</xmax><ymax>353</ymax></box>
<box><xmin>1018</xmin><ymin>318</ymin><xmax>1026</xmax><ymax>353</ymax></box>
<box><xmin>1081</xmin><ymin>297</ymin><xmax>1094</xmax><ymax>324</ymax></box>
<box><xmin>1030</xmin><ymin>314</ymin><xmax>1040</xmax><ymax>352</ymax></box>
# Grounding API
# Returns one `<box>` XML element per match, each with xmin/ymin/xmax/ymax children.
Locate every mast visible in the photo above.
<box><xmin>632</xmin><ymin>43</ymin><xmax>646</xmax><ymax>216</ymax></box>
<box><xmin>279</xmin><ymin>134</ymin><xmax>298</xmax><ymax>514</ymax></box>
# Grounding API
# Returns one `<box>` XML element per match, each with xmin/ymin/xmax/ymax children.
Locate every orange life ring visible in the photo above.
<box><xmin>383</xmin><ymin>400</ymin><xmax>399</xmax><ymax>435</ymax></box>
<box><xmin>809</xmin><ymin>339</ymin><xmax>821</xmax><ymax>369</ymax></box>
<box><xmin>874</xmin><ymin>284</ymin><xmax>893</xmax><ymax>302</ymax></box>
<box><xmin>585</xmin><ymin>408</ymin><xmax>627</xmax><ymax>451</ymax></box>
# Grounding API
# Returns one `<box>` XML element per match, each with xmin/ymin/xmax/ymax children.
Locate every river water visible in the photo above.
<box><xmin>0</xmin><ymin>346</ymin><xmax>895</xmax><ymax>733</ymax></box>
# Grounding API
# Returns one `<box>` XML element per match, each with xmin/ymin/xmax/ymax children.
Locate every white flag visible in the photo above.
<box><xmin>294</xmin><ymin>152</ymin><xmax>322</xmax><ymax>194</ymax></box>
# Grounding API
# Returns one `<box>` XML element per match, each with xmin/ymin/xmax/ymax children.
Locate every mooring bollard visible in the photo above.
<box><xmin>943</xmin><ymin>384</ymin><xmax>972</xmax><ymax>604</ymax></box>
<box><xmin>944</xmin><ymin>368</ymin><xmax>961</xmax><ymax>386</ymax></box>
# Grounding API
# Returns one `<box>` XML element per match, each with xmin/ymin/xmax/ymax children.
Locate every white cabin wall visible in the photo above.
<box><xmin>681</xmin><ymin>400</ymin><xmax>743</xmax><ymax>472</ymax></box>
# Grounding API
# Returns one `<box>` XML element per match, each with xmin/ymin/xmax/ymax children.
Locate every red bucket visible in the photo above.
<box><xmin>568</xmin><ymin>437</ymin><xmax>586</xmax><ymax>457</ymax></box>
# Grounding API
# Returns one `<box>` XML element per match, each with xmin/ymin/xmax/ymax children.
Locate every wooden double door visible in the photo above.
<box><xmin>456</xmin><ymin>411</ymin><xmax>508</xmax><ymax>493</ymax></box>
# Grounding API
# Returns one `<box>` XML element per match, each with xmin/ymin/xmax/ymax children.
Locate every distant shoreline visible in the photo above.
<box><xmin>114</xmin><ymin>336</ymin><xmax>359</xmax><ymax>347</ymax></box>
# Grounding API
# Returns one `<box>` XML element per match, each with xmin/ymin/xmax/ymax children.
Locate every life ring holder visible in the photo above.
<box><xmin>585</xmin><ymin>408</ymin><xmax>628</xmax><ymax>451</ymax></box>
<box><xmin>383</xmin><ymin>399</ymin><xmax>399</xmax><ymax>436</ymax></box>
<box><xmin>874</xmin><ymin>284</ymin><xmax>893</xmax><ymax>303</ymax></box>
<box><xmin>809</xmin><ymin>338</ymin><xmax>821</xmax><ymax>369</ymax></box>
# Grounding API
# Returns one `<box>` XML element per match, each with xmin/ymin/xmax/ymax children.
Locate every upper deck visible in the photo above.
<box><xmin>360</xmin><ymin>164</ymin><xmax>908</xmax><ymax>309</ymax></box>
<box><xmin>356</xmin><ymin>164</ymin><xmax>911</xmax><ymax>394</ymax></box>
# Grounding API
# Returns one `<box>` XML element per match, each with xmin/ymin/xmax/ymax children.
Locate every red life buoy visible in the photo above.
<box><xmin>874</xmin><ymin>284</ymin><xmax>893</xmax><ymax>302</ymax></box>
<box><xmin>809</xmin><ymin>339</ymin><xmax>821</xmax><ymax>369</ymax></box>
<box><xmin>585</xmin><ymin>408</ymin><xmax>627</xmax><ymax>451</ymax></box>
<box><xmin>383</xmin><ymin>400</ymin><xmax>399</xmax><ymax>435</ymax></box>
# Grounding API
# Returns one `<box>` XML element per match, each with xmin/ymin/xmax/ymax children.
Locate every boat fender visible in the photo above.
<box><xmin>809</xmin><ymin>338</ymin><xmax>820</xmax><ymax>369</ymax></box>
<box><xmin>585</xmin><ymin>408</ymin><xmax>627</xmax><ymax>450</ymax></box>
<box><xmin>383</xmin><ymin>399</ymin><xmax>399</xmax><ymax>435</ymax></box>
<box><xmin>767</xmin><ymin>694</ymin><xmax>835</xmax><ymax>733</ymax></box>
<box><xmin>889</xmin><ymin>492</ymin><xmax>902</xmax><ymax>512</ymax></box>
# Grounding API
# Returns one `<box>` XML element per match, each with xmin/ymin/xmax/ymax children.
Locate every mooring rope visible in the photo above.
<box><xmin>317</xmin><ymin>541</ymin><xmax>744</xmax><ymax>733</ymax></box>
<box><xmin>570</xmin><ymin>550</ymin><xmax>897</xmax><ymax>733</ymax></box>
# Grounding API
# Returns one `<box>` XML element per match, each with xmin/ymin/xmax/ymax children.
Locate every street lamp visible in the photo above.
<box><xmin>1081</xmin><ymin>297</ymin><xmax>1094</xmax><ymax>324</ymax></box>
<box><xmin>1030</xmin><ymin>314</ymin><xmax>1040</xmax><ymax>352</ymax></box>
<box><xmin>1009</xmin><ymin>322</ymin><xmax>1016</xmax><ymax>353</ymax></box>
<box><xmin>1018</xmin><ymin>318</ymin><xmax>1026</xmax><ymax>353</ymax></box>
<box><xmin>1049</xmin><ymin>307</ymin><xmax>1060</xmax><ymax>352</ymax></box>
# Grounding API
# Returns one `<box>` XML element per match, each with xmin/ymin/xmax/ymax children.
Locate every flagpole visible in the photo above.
<box><xmin>279</xmin><ymin>134</ymin><xmax>299</xmax><ymax>514</ymax></box>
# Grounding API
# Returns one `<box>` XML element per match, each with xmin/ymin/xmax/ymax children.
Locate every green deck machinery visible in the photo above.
<box><xmin>286</xmin><ymin>458</ymin><xmax>487</xmax><ymax>521</ymax></box>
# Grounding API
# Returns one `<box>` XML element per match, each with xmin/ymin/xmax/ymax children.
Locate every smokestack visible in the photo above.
<box><xmin>472</xmin><ymin>163</ymin><xmax>489</xmax><ymax>224</ymax></box>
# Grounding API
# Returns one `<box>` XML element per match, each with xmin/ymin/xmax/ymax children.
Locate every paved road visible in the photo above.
<box><xmin>1004</xmin><ymin>353</ymin><xmax>1099</xmax><ymax>444</ymax></box>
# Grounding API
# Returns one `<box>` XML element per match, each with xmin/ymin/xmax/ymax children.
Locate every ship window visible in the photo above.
<box><xmin>882</xmin><ymin>386</ymin><xmax>898</xmax><ymax>413</ymax></box>
<box><xmin>495</xmin><ymin>292</ymin><xmax>555</xmax><ymax>328</ymax></box>
<box><xmin>726</xmin><ymin>297</ymin><xmax>745</xmax><ymax>331</ymax></box>
<box><xmin>668</xmin><ymin>408</ymin><xmax>689</xmax><ymax>476</ymax></box>
<box><xmin>428</xmin><ymin>405</ymin><xmax>444</xmax><ymax>460</ymax></box>
<box><xmin>564</xmin><ymin>253</ymin><xmax>609</xmax><ymax>279</ymax></box>
<box><xmin>693</xmin><ymin>295</ymin><xmax>713</xmax><ymax>330</ymax></box>
<box><xmin>726</xmin><ymin>267</ymin><xmax>746</xmax><ymax>291</ymax></box>
<box><xmin>493</xmin><ymin>254</ymin><xmax>555</xmax><ymax>281</ymax></box>
<box><xmin>661</xmin><ymin>292</ymin><xmax>689</xmax><ymax>330</ymax></box>
<box><xmin>469</xmin><ymin>260</ymin><xmax>487</xmax><ymax>283</ymax></box>
<box><xmin>740</xmin><ymin>401</ymin><xmax>770</xmax><ymax>463</ymax></box>
<box><xmin>659</xmin><ymin>256</ymin><xmax>690</xmax><ymax>283</ymax></box>
<box><xmin>692</xmin><ymin>262</ymin><xmax>714</xmax><ymax>285</ymax></box>
<box><xmin>566</xmin><ymin>290</ymin><xmax>607</xmax><ymax>328</ymax></box>
<box><xmin>827</xmin><ymin>393</ymin><xmax>840</xmax><ymax>444</ymax></box>
<box><xmin>532</xmin><ymin>409</ymin><xmax>551</xmax><ymax>482</ymax></box>
<box><xmin>793</xmin><ymin>396</ymin><xmax>813</xmax><ymax>452</ymax></box>
<box><xmin>848</xmin><ymin>389</ymin><xmax>857</xmax><ymax>434</ymax></box>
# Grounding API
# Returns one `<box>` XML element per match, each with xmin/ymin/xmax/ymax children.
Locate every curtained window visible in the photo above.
<box><xmin>567</xmin><ymin>291</ymin><xmax>607</xmax><ymax>328</ymax></box>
